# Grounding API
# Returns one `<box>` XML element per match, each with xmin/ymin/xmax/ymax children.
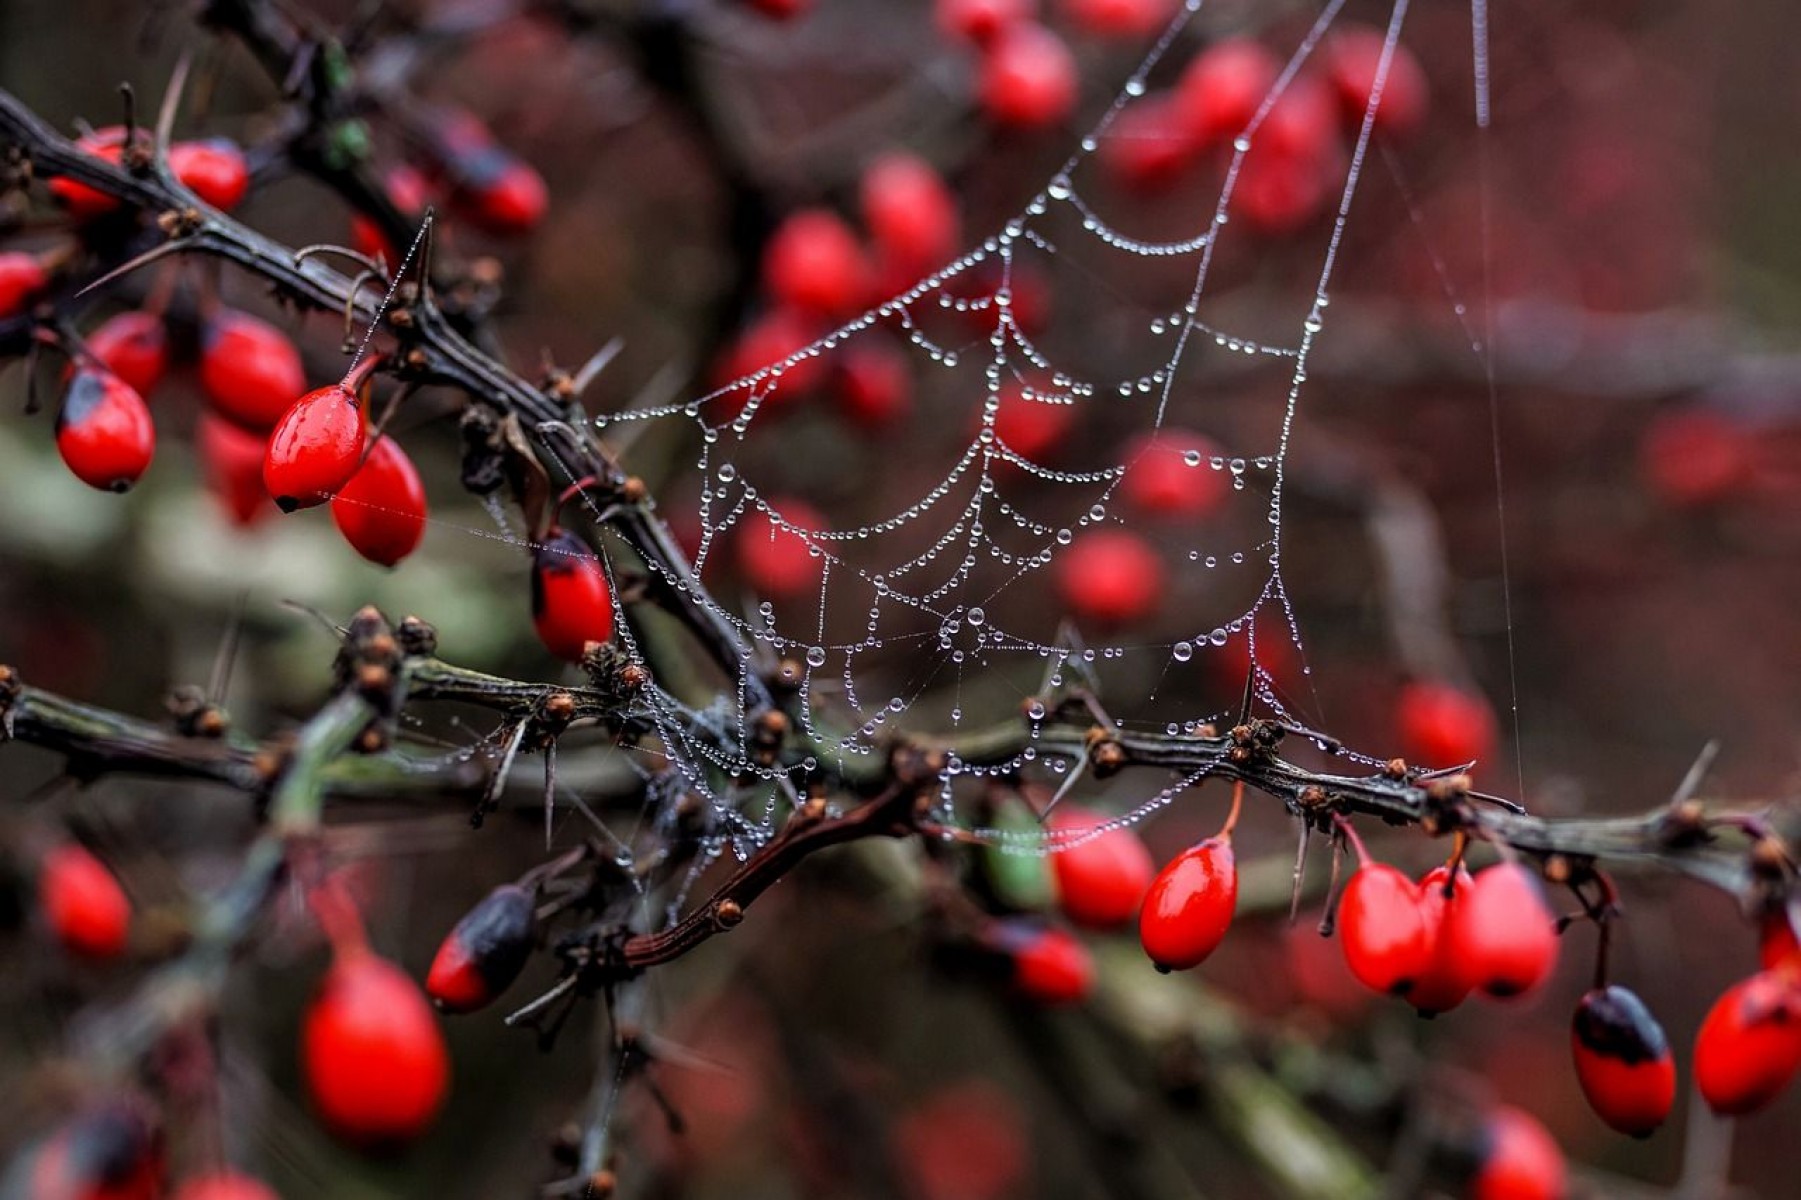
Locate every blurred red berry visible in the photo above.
<box><xmin>936</xmin><ymin>0</ymin><xmax>1034</xmax><ymax>48</ymax></box>
<box><xmin>1322</xmin><ymin>25</ymin><xmax>1429</xmax><ymax>138</ymax></box>
<box><xmin>56</xmin><ymin>369</ymin><xmax>155</xmax><ymax>493</ymax></box>
<box><xmin>834</xmin><ymin>339</ymin><xmax>912</xmax><ymax>427</ymax></box>
<box><xmin>1410</xmin><ymin>863</ymin><xmax>1476</xmax><ymax>1016</ymax></box>
<box><xmin>40</xmin><ymin>842</ymin><xmax>130</xmax><ymax>959</ymax></box>
<box><xmin>1452</xmin><ymin>863</ymin><xmax>1559</xmax><ymax>998</ymax></box>
<box><xmin>995</xmin><ymin>921</ymin><xmax>1094</xmax><ymax>1005</ymax></box>
<box><xmin>1061</xmin><ymin>0</ymin><xmax>1175</xmax><ymax>39</ymax></box>
<box><xmin>198</xmin><ymin>413</ymin><xmax>275</xmax><ymax>528</ymax></box>
<box><xmin>894</xmin><ymin>1081</ymin><xmax>1028</xmax><ymax>1200</ymax></box>
<box><xmin>199</xmin><ymin>310</ymin><xmax>308</xmax><ymax>431</ymax></box>
<box><xmin>532</xmin><ymin>526</ymin><xmax>616</xmax><ymax>662</ymax></box>
<box><xmin>713</xmin><ymin>309</ymin><xmax>829</xmax><ymax>405</ymax></box>
<box><xmin>989</xmin><ymin>376</ymin><xmax>1076</xmax><ymax>461</ymax></box>
<box><xmin>172</xmin><ymin>1171</ymin><xmax>280</xmax><ymax>1200</ymax></box>
<box><xmin>737</xmin><ymin>498</ymin><xmax>829</xmax><ymax>599</ymax></box>
<box><xmin>48</xmin><ymin>126</ymin><xmax>129</xmax><ymax>219</ymax></box>
<box><xmin>861</xmin><ymin>152</ymin><xmax>960</xmax><ymax>273</ymax></box>
<box><xmin>331</xmin><ymin>434</ymin><xmax>428</xmax><ymax>567</ymax></box>
<box><xmin>1694</xmin><ymin>970</ymin><xmax>1801</xmax><ymax>1115</ymax></box>
<box><xmin>0</xmin><ymin>250</ymin><xmax>49</xmax><ymax>317</ymax></box>
<box><xmin>1639</xmin><ymin>408</ymin><xmax>1749</xmax><ymax>508</ymax></box>
<box><xmin>1175</xmin><ymin>39</ymin><xmax>1279</xmax><ymax>148</ymax></box>
<box><xmin>1396</xmin><ymin>679</ymin><xmax>1497</xmax><ymax>768</ymax></box>
<box><xmin>1119</xmin><ymin>429</ymin><xmax>1230</xmax><ymax>518</ymax></box>
<box><xmin>741</xmin><ymin>0</ymin><xmax>811</xmax><ymax>17</ymax></box>
<box><xmin>1048</xmin><ymin>805</ymin><xmax>1155</xmax><ymax>930</ymax></box>
<box><xmin>1100</xmin><ymin>93</ymin><xmax>1196</xmax><ymax>191</ymax></box>
<box><xmin>1761</xmin><ymin>908</ymin><xmax>1801</xmax><ymax>970</ymax></box>
<box><xmin>84</xmin><ymin>311</ymin><xmax>168</xmax><ymax>397</ymax></box>
<box><xmin>980</xmin><ymin>23</ymin><xmax>1079</xmax><ymax>130</ymax></box>
<box><xmin>169</xmin><ymin>138</ymin><xmax>250</xmax><ymax>210</ymax></box>
<box><xmin>1054</xmin><ymin>529</ymin><xmax>1165</xmax><ymax>626</ymax></box>
<box><xmin>351</xmin><ymin>165</ymin><xmax>432</xmax><ymax>265</ymax></box>
<box><xmin>1571</xmin><ymin>985</ymin><xmax>1675</xmax><ymax>1138</ymax></box>
<box><xmin>30</xmin><ymin>1102</ymin><xmax>163</xmax><ymax>1200</ymax></box>
<box><xmin>1469</xmin><ymin>1105</ymin><xmax>1567</xmax><ymax>1200</ymax></box>
<box><xmin>302</xmin><ymin>950</ymin><xmax>449</xmax><ymax>1145</ymax></box>
<box><xmin>763</xmin><ymin>209</ymin><xmax>870</xmax><ymax>318</ymax></box>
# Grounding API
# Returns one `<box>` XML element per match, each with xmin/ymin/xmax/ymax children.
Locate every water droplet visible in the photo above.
<box><xmin>967</xmin><ymin>606</ymin><xmax>986</xmax><ymax>627</ymax></box>
<box><xmin>717</xmin><ymin>463</ymin><xmax>737</xmax><ymax>482</ymax></box>
<box><xmin>1172</xmin><ymin>641</ymin><xmax>1193</xmax><ymax>662</ymax></box>
<box><xmin>1026</xmin><ymin>700</ymin><xmax>1046</xmax><ymax>721</ymax></box>
<box><xmin>806</xmin><ymin>645</ymin><xmax>827</xmax><ymax>667</ymax></box>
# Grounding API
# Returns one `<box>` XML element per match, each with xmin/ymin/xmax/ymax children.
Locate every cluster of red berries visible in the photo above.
<box><xmin>49</xmin><ymin>126</ymin><xmax>250</xmax><ymax>219</ymax></box>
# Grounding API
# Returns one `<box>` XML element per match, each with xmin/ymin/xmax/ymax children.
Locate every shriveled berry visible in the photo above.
<box><xmin>84</xmin><ymin>311</ymin><xmax>168</xmax><ymax>397</ymax></box>
<box><xmin>426</xmin><ymin>883</ymin><xmax>536</xmax><ymax>1014</ymax></box>
<box><xmin>0</xmin><ymin>250</ymin><xmax>49</xmax><ymax>317</ymax></box>
<box><xmin>532</xmin><ymin>526</ymin><xmax>615</xmax><ymax>662</ymax></box>
<box><xmin>331</xmin><ymin>434</ymin><xmax>428</xmax><ymax>567</ymax></box>
<box><xmin>172</xmin><ymin>1170</ymin><xmax>280</xmax><ymax>1200</ymax></box>
<box><xmin>1396</xmin><ymin>680</ymin><xmax>1497</xmax><ymax>768</ymax></box>
<box><xmin>198</xmin><ymin>413</ymin><xmax>275</xmax><ymax>527</ymax></box>
<box><xmin>1337</xmin><ymin>861</ymin><xmax>1430</xmax><ymax>995</ymax></box>
<box><xmin>40</xmin><ymin>842</ymin><xmax>130</xmax><ymax>958</ymax></box>
<box><xmin>302</xmin><ymin>950</ymin><xmax>448</xmax><ymax>1145</ymax></box>
<box><xmin>1048</xmin><ymin>805</ymin><xmax>1155</xmax><ymax>930</ymax></box>
<box><xmin>1453</xmin><ymin>863</ymin><xmax>1559</xmax><ymax>998</ymax></box>
<box><xmin>1571</xmin><ymin>985</ymin><xmax>1675</xmax><ymax>1138</ymax></box>
<box><xmin>980</xmin><ymin>23</ymin><xmax>1079</xmax><ymax>130</ymax></box>
<box><xmin>861</xmin><ymin>152</ymin><xmax>959</xmax><ymax>273</ymax></box>
<box><xmin>1469</xmin><ymin>1105</ymin><xmax>1567</xmax><ymax>1200</ymax></box>
<box><xmin>737</xmin><ymin>499</ymin><xmax>829</xmax><ymax>600</ymax></box>
<box><xmin>1054</xmin><ymin>530</ymin><xmax>1165</xmax><ymax>627</ymax></box>
<box><xmin>1139</xmin><ymin>836</ymin><xmax>1236</xmax><ymax>971</ymax></box>
<box><xmin>199</xmin><ymin>311</ymin><xmax>308</xmax><ymax>431</ymax></box>
<box><xmin>57</xmin><ymin>369</ymin><xmax>155</xmax><ymax>493</ymax></box>
<box><xmin>1119</xmin><ymin>429</ymin><xmax>1229</xmax><ymax>519</ymax></box>
<box><xmin>763</xmin><ymin>209</ymin><xmax>870</xmax><ymax>319</ymax></box>
<box><xmin>1410</xmin><ymin>864</ymin><xmax>1475</xmax><ymax>1016</ymax></box>
<box><xmin>263</xmin><ymin>384</ymin><xmax>365</xmax><ymax>512</ymax></box>
<box><xmin>169</xmin><ymin>138</ymin><xmax>250</xmax><ymax>210</ymax></box>
<box><xmin>1694</xmin><ymin>970</ymin><xmax>1801</xmax><ymax>1115</ymax></box>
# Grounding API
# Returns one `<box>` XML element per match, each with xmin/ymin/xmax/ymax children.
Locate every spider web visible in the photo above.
<box><xmin>533</xmin><ymin>0</ymin><xmax>1460</xmax><ymax>868</ymax></box>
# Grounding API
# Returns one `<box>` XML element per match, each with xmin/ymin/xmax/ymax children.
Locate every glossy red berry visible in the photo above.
<box><xmin>1410</xmin><ymin>864</ymin><xmax>1475</xmax><ymax>1016</ymax></box>
<box><xmin>1139</xmin><ymin>836</ymin><xmax>1236</xmax><ymax>971</ymax></box>
<box><xmin>763</xmin><ymin>209</ymin><xmax>870</xmax><ymax>319</ymax></box>
<box><xmin>30</xmin><ymin>1102</ymin><xmax>164</xmax><ymax>1200</ymax></box>
<box><xmin>834</xmin><ymin>340</ymin><xmax>912</xmax><ymax>427</ymax></box>
<box><xmin>57</xmin><ymin>369</ymin><xmax>155</xmax><ymax>493</ymax></box>
<box><xmin>84</xmin><ymin>311</ymin><xmax>168</xmax><ymax>397</ymax></box>
<box><xmin>1054</xmin><ymin>529</ymin><xmax>1165</xmax><ymax>627</ymax></box>
<box><xmin>1063</xmin><ymin>0</ymin><xmax>1175</xmax><ymax>39</ymax></box>
<box><xmin>861</xmin><ymin>152</ymin><xmax>959</xmax><ymax>274</ymax></box>
<box><xmin>994</xmin><ymin>921</ymin><xmax>1094</xmax><ymax>1005</ymax></box>
<box><xmin>40</xmin><ymin>842</ymin><xmax>130</xmax><ymax>959</ymax></box>
<box><xmin>979</xmin><ymin>23</ymin><xmax>1079</xmax><ymax>130</ymax></box>
<box><xmin>199</xmin><ymin>311</ymin><xmax>308</xmax><ymax>431</ymax></box>
<box><xmin>198</xmin><ymin>414</ymin><xmax>275</xmax><ymax>528</ymax></box>
<box><xmin>1048</xmin><ymin>806</ymin><xmax>1155</xmax><ymax>931</ymax></box>
<box><xmin>1175</xmin><ymin>39</ymin><xmax>1279</xmax><ymax>148</ymax></box>
<box><xmin>263</xmin><ymin>384</ymin><xmax>365</xmax><ymax>512</ymax></box>
<box><xmin>1120</xmin><ymin>429</ymin><xmax>1229</xmax><ymax>519</ymax></box>
<box><xmin>935</xmin><ymin>0</ymin><xmax>1034</xmax><ymax>47</ymax></box>
<box><xmin>1694</xmin><ymin>969</ymin><xmax>1801</xmax><ymax>1115</ymax></box>
<box><xmin>1761</xmin><ymin>909</ymin><xmax>1800</xmax><ymax>970</ymax></box>
<box><xmin>738</xmin><ymin>498</ymin><xmax>829</xmax><ymax>600</ymax></box>
<box><xmin>1452</xmin><ymin>863</ymin><xmax>1559</xmax><ymax>998</ymax></box>
<box><xmin>1337</xmin><ymin>862</ymin><xmax>1430</xmax><ymax>996</ymax></box>
<box><xmin>1571</xmin><ymin>985</ymin><xmax>1676</xmax><ymax>1138</ymax></box>
<box><xmin>331</xmin><ymin>434</ymin><xmax>428</xmax><ymax>567</ymax></box>
<box><xmin>302</xmin><ymin>950</ymin><xmax>449</xmax><ymax>1145</ymax></box>
<box><xmin>0</xmin><ymin>250</ymin><xmax>49</xmax><ymax>317</ymax></box>
<box><xmin>426</xmin><ymin>883</ymin><xmax>536</xmax><ymax>1014</ymax></box>
<box><xmin>1397</xmin><ymin>680</ymin><xmax>1497</xmax><ymax>768</ymax></box>
<box><xmin>1469</xmin><ymin>1105</ymin><xmax>1567</xmax><ymax>1200</ymax></box>
<box><xmin>1322</xmin><ymin>25</ymin><xmax>1428</xmax><ymax>138</ymax></box>
<box><xmin>48</xmin><ymin>126</ymin><xmax>129</xmax><ymax>219</ymax></box>
<box><xmin>169</xmin><ymin>138</ymin><xmax>250</xmax><ymax>210</ymax></box>
<box><xmin>171</xmin><ymin>1170</ymin><xmax>280</xmax><ymax>1200</ymax></box>
<box><xmin>532</xmin><ymin>526</ymin><xmax>616</xmax><ymax>662</ymax></box>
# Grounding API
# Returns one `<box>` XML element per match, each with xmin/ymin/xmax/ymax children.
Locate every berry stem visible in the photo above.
<box><xmin>1219</xmin><ymin>780</ymin><xmax>1245</xmax><ymax>840</ymax></box>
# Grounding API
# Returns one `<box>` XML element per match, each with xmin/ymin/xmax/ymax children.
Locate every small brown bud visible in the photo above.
<box><xmin>1384</xmin><ymin>758</ymin><xmax>1409</xmax><ymax>779</ymax></box>
<box><xmin>585</xmin><ymin>1169</ymin><xmax>617</xmax><ymax>1198</ymax></box>
<box><xmin>387</xmin><ymin>307</ymin><xmax>414</xmax><ymax>329</ymax></box>
<box><xmin>618</xmin><ymin>663</ymin><xmax>649</xmax><ymax>691</ymax></box>
<box><xmin>355</xmin><ymin>663</ymin><xmax>391</xmax><ymax>694</ymax></box>
<box><xmin>1091</xmin><ymin>740</ymin><xmax>1126</xmax><ymax>777</ymax></box>
<box><xmin>396</xmin><ymin>615</ymin><xmax>438</xmax><ymax>656</ymax></box>
<box><xmin>620</xmin><ymin>476</ymin><xmax>648</xmax><ymax>504</ymax></box>
<box><xmin>1544</xmin><ymin>853</ymin><xmax>1572</xmax><ymax>884</ymax></box>
<box><xmin>1751</xmin><ymin>836</ymin><xmax>1792</xmax><ymax>878</ymax></box>
<box><xmin>193</xmin><ymin>708</ymin><xmax>228</xmax><ymax>739</ymax></box>
<box><xmin>365</xmin><ymin>632</ymin><xmax>397</xmax><ymax>663</ymax></box>
<box><xmin>712</xmin><ymin>899</ymin><xmax>744</xmax><ymax>930</ymax></box>
<box><xmin>543</xmin><ymin>691</ymin><xmax>577</xmax><ymax>724</ymax></box>
<box><xmin>357</xmin><ymin>726</ymin><xmax>387</xmax><ymax>754</ymax></box>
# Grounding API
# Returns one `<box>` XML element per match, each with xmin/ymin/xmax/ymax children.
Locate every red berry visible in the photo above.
<box><xmin>84</xmin><ymin>311</ymin><xmax>168</xmax><ymax>398</ymax></box>
<box><xmin>1337</xmin><ymin>861</ymin><xmax>1430</xmax><ymax>996</ymax></box>
<box><xmin>57</xmin><ymin>369</ymin><xmax>155</xmax><ymax>493</ymax></box>
<box><xmin>1054</xmin><ymin>529</ymin><xmax>1165</xmax><ymax>626</ymax></box>
<box><xmin>1252</xmin><ymin>73</ymin><xmax>1338</xmax><ymax>163</ymax></box>
<box><xmin>449</xmin><ymin>151</ymin><xmax>546</xmax><ymax>236</ymax></box>
<box><xmin>0</xmin><ymin>250</ymin><xmax>49</xmax><ymax>317</ymax></box>
<box><xmin>764</xmin><ymin>209</ymin><xmax>870</xmax><ymax>319</ymax></box>
<box><xmin>1062</xmin><ymin>0</ymin><xmax>1175</xmax><ymax>39</ymax></box>
<box><xmin>737</xmin><ymin>498</ymin><xmax>829</xmax><ymax>600</ymax></box>
<box><xmin>1175</xmin><ymin>39</ymin><xmax>1279</xmax><ymax>148</ymax></box>
<box><xmin>172</xmin><ymin>1170</ymin><xmax>280</xmax><ymax>1200</ymax></box>
<box><xmin>263</xmin><ymin>384</ymin><xmax>365</xmax><ymax>512</ymax></box>
<box><xmin>169</xmin><ymin>138</ymin><xmax>250</xmax><ymax>210</ymax></box>
<box><xmin>532</xmin><ymin>526</ymin><xmax>616</xmax><ymax>661</ymax></box>
<box><xmin>994</xmin><ymin>921</ymin><xmax>1094</xmax><ymax>1005</ymax></box>
<box><xmin>1139</xmin><ymin>836</ymin><xmax>1236</xmax><ymax>971</ymax></box>
<box><xmin>1694</xmin><ymin>970</ymin><xmax>1801</xmax><ymax>1115</ymax></box>
<box><xmin>861</xmin><ymin>152</ymin><xmax>959</xmax><ymax>274</ymax></box>
<box><xmin>48</xmin><ymin>126</ymin><xmax>129</xmax><ymax>220</ymax></box>
<box><xmin>302</xmin><ymin>950</ymin><xmax>449</xmax><ymax>1145</ymax></box>
<box><xmin>1639</xmin><ymin>409</ymin><xmax>1749</xmax><ymax>508</ymax></box>
<box><xmin>741</xmin><ymin>0</ymin><xmax>810</xmax><ymax>18</ymax></box>
<box><xmin>31</xmin><ymin>1102</ymin><xmax>164</xmax><ymax>1200</ymax></box>
<box><xmin>426</xmin><ymin>884</ymin><xmax>537</xmax><ymax>1014</ymax></box>
<box><xmin>1119</xmin><ymin>429</ymin><xmax>1229</xmax><ymax>518</ymax></box>
<box><xmin>834</xmin><ymin>339</ymin><xmax>912</xmax><ymax>427</ymax></box>
<box><xmin>1099</xmin><ymin>93</ymin><xmax>1195</xmax><ymax>191</ymax></box>
<box><xmin>1571</xmin><ymin>985</ymin><xmax>1676</xmax><ymax>1138</ymax></box>
<box><xmin>199</xmin><ymin>311</ymin><xmax>309</xmax><ymax>431</ymax></box>
<box><xmin>198</xmin><ymin>414</ymin><xmax>275</xmax><ymax>528</ymax></box>
<box><xmin>351</xmin><ymin>165</ymin><xmax>432</xmax><ymax>264</ymax></box>
<box><xmin>1397</xmin><ymin>680</ymin><xmax>1497</xmax><ymax>768</ymax></box>
<box><xmin>1469</xmin><ymin>1105</ymin><xmax>1567</xmax><ymax>1200</ymax></box>
<box><xmin>40</xmin><ymin>842</ymin><xmax>131</xmax><ymax>958</ymax></box>
<box><xmin>980</xmin><ymin>23</ymin><xmax>1079</xmax><ymax>130</ymax></box>
<box><xmin>990</xmin><ymin>376</ymin><xmax>1076</xmax><ymax>462</ymax></box>
<box><xmin>331</xmin><ymin>434</ymin><xmax>428</xmax><ymax>567</ymax></box>
<box><xmin>1322</xmin><ymin>25</ymin><xmax>1429</xmax><ymax>138</ymax></box>
<box><xmin>1761</xmin><ymin>909</ymin><xmax>1800</xmax><ymax>970</ymax></box>
<box><xmin>1048</xmin><ymin>806</ymin><xmax>1155</xmax><ymax>930</ymax></box>
<box><xmin>1410</xmin><ymin>863</ymin><xmax>1475</xmax><ymax>1016</ymax></box>
<box><xmin>1230</xmin><ymin>146</ymin><xmax>1332</xmax><ymax>234</ymax></box>
<box><xmin>936</xmin><ymin>0</ymin><xmax>1034</xmax><ymax>47</ymax></box>
<box><xmin>1452</xmin><ymin>863</ymin><xmax>1559</xmax><ymax>998</ymax></box>
<box><xmin>712</xmin><ymin>309</ymin><xmax>829</xmax><ymax>404</ymax></box>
